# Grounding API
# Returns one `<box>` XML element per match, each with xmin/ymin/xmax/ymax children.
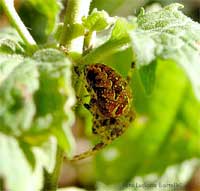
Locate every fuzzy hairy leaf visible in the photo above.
<box><xmin>129</xmin><ymin>3</ymin><xmax>200</xmax><ymax>99</ymax></box>
<box><xmin>0</xmin><ymin>48</ymin><xmax>75</xmax><ymax>190</ymax></box>
<box><xmin>82</xmin><ymin>9</ymin><xmax>111</xmax><ymax>31</ymax></box>
<box><xmin>0</xmin><ymin>56</ymin><xmax>39</xmax><ymax>134</ymax></box>
<box><xmin>0</xmin><ymin>28</ymin><xmax>25</xmax><ymax>54</ymax></box>
<box><xmin>27</xmin><ymin>49</ymin><xmax>76</xmax><ymax>156</ymax></box>
<box><xmin>0</xmin><ymin>133</ymin><xmax>57</xmax><ymax>191</ymax></box>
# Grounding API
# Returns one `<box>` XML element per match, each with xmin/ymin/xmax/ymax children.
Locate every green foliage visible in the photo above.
<box><xmin>139</xmin><ymin>60</ymin><xmax>157</xmax><ymax>94</ymax></box>
<box><xmin>82</xmin><ymin>17</ymin><xmax>134</xmax><ymax>64</ymax></box>
<box><xmin>31</xmin><ymin>49</ymin><xmax>75</xmax><ymax>156</ymax></box>
<box><xmin>0</xmin><ymin>55</ymin><xmax>38</xmax><ymax>134</ymax></box>
<box><xmin>0</xmin><ymin>134</ymin><xmax>57</xmax><ymax>191</ymax></box>
<box><xmin>92</xmin><ymin>3</ymin><xmax>200</xmax><ymax>187</ymax></box>
<box><xmin>1</xmin><ymin>0</ymin><xmax>200</xmax><ymax>190</ymax></box>
<box><xmin>90</xmin><ymin>0</ymin><xmax>124</xmax><ymax>15</ymax></box>
<box><xmin>0</xmin><ymin>28</ymin><xmax>25</xmax><ymax>54</ymax></box>
<box><xmin>0</xmin><ymin>29</ymin><xmax>75</xmax><ymax>190</ymax></box>
<box><xmin>82</xmin><ymin>9</ymin><xmax>111</xmax><ymax>31</ymax></box>
<box><xmin>90</xmin><ymin>0</ymin><xmax>144</xmax><ymax>16</ymax></box>
<box><xmin>129</xmin><ymin>3</ymin><xmax>200</xmax><ymax>98</ymax></box>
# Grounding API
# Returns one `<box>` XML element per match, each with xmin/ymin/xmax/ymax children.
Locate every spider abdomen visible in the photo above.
<box><xmin>85</xmin><ymin>64</ymin><xmax>132</xmax><ymax>118</ymax></box>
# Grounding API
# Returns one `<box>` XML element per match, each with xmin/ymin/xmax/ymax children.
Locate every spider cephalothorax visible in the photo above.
<box><xmin>72</xmin><ymin>63</ymin><xmax>134</xmax><ymax>161</ymax></box>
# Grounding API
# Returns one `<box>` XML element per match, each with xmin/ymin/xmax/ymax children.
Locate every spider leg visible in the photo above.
<box><xmin>84</xmin><ymin>103</ymin><xmax>91</xmax><ymax>110</ymax></box>
<box><xmin>109</xmin><ymin>112</ymin><xmax>135</xmax><ymax>141</ymax></box>
<box><xmin>71</xmin><ymin>142</ymin><xmax>107</xmax><ymax>161</ymax></box>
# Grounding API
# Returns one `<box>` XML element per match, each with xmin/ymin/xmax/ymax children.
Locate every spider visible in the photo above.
<box><xmin>72</xmin><ymin>63</ymin><xmax>135</xmax><ymax>161</ymax></box>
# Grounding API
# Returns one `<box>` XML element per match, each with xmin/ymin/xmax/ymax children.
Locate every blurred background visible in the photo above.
<box><xmin>1</xmin><ymin>0</ymin><xmax>200</xmax><ymax>191</ymax></box>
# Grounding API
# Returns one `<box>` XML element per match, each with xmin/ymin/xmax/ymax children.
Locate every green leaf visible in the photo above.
<box><xmin>0</xmin><ymin>56</ymin><xmax>39</xmax><ymax>135</ymax></box>
<box><xmin>0</xmin><ymin>48</ymin><xmax>75</xmax><ymax>189</ymax></box>
<box><xmin>0</xmin><ymin>28</ymin><xmax>25</xmax><ymax>54</ymax></box>
<box><xmin>82</xmin><ymin>9</ymin><xmax>111</xmax><ymax>31</ymax></box>
<box><xmin>142</xmin><ymin>85</ymin><xmax>200</xmax><ymax>173</ymax></box>
<box><xmin>0</xmin><ymin>133</ymin><xmax>57</xmax><ymax>191</ymax></box>
<box><xmin>0</xmin><ymin>48</ymin><xmax>75</xmax><ymax>155</ymax></box>
<box><xmin>178</xmin><ymin>85</ymin><xmax>200</xmax><ymax>134</ymax></box>
<box><xmin>129</xmin><ymin>3</ymin><xmax>200</xmax><ymax>99</ymax></box>
<box><xmin>144</xmin><ymin>121</ymin><xmax>200</xmax><ymax>175</ymax></box>
<box><xmin>139</xmin><ymin>60</ymin><xmax>157</xmax><ymax>94</ymax></box>
<box><xmin>32</xmin><ymin>49</ymin><xmax>76</xmax><ymax>157</ymax></box>
<box><xmin>18</xmin><ymin>0</ymin><xmax>62</xmax><ymax>43</ymax></box>
<box><xmin>0</xmin><ymin>54</ymin><xmax>23</xmax><ymax>85</ymax></box>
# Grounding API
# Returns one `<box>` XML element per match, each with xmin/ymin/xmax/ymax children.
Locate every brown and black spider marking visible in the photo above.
<box><xmin>72</xmin><ymin>64</ymin><xmax>135</xmax><ymax>161</ymax></box>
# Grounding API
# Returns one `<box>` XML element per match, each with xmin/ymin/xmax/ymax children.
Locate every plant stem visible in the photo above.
<box><xmin>43</xmin><ymin>146</ymin><xmax>63</xmax><ymax>191</ymax></box>
<box><xmin>80</xmin><ymin>37</ymin><xmax>130</xmax><ymax>65</ymax></box>
<box><xmin>83</xmin><ymin>31</ymin><xmax>94</xmax><ymax>54</ymax></box>
<box><xmin>59</xmin><ymin>0</ymin><xmax>92</xmax><ymax>54</ymax></box>
<box><xmin>2</xmin><ymin>0</ymin><xmax>37</xmax><ymax>52</ymax></box>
